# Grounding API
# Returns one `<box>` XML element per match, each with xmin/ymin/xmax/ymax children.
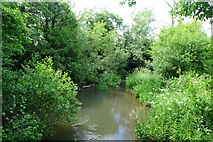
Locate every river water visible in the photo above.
<box><xmin>51</xmin><ymin>86</ymin><xmax>148</xmax><ymax>140</ymax></box>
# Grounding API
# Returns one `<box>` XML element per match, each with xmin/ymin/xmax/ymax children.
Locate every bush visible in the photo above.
<box><xmin>151</xmin><ymin>21</ymin><xmax>212</xmax><ymax>77</ymax></box>
<box><xmin>2</xmin><ymin>57</ymin><xmax>81</xmax><ymax>140</ymax></box>
<box><xmin>3</xmin><ymin>114</ymin><xmax>45</xmax><ymax>140</ymax></box>
<box><xmin>136</xmin><ymin>72</ymin><xmax>213</xmax><ymax>140</ymax></box>
<box><xmin>97</xmin><ymin>72</ymin><xmax>121</xmax><ymax>90</ymax></box>
<box><xmin>126</xmin><ymin>68</ymin><xmax>165</xmax><ymax>102</ymax></box>
<box><xmin>2</xmin><ymin>68</ymin><xmax>45</xmax><ymax>140</ymax></box>
<box><xmin>19</xmin><ymin>57</ymin><xmax>81</xmax><ymax>124</ymax></box>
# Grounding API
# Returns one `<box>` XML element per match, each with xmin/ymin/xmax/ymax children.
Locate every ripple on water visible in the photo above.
<box><xmin>51</xmin><ymin>87</ymin><xmax>149</xmax><ymax>140</ymax></box>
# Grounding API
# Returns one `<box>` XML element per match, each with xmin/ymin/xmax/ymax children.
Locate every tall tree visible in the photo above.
<box><xmin>79</xmin><ymin>9</ymin><xmax>124</xmax><ymax>32</ymax></box>
<box><xmin>124</xmin><ymin>9</ymin><xmax>154</xmax><ymax>71</ymax></box>
<box><xmin>18</xmin><ymin>2</ymin><xmax>80</xmax><ymax>77</ymax></box>
<box><xmin>1</xmin><ymin>3</ymin><xmax>30</xmax><ymax>69</ymax></box>
<box><xmin>173</xmin><ymin>1</ymin><xmax>213</xmax><ymax>23</ymax></box>
<box><xmin>2</xmin><ymin>2</ymin><xmax>81</xmax><ymax>140</ymax></box>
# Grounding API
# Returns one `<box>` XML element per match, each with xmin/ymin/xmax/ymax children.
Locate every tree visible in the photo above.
<box><xmin>124</xmin><ymin>9</ymin><xmax>154</xmax><ymax>71</ymax></box>
<box><xmin>2</xmin><ymin>2</ymin><xmax>81</xmax><ymax>140</ymax></box>
<box><xmin>76</xmin><ymin>21</ymin><xmax>128</xmax><ymax>86</ymax></box>
<box><xmin>17</xmin><ymin>2</ymin><xmax>80</xmax><ymax>81</ymax></box>
<box><xmin>79</xmin><ymin>9</ymin><xmax>124</xmax><ymax>32</ymax></box>
<box><xmin>173</xmin><ymin>1</ymin><xmax>213</xmax><ymax>23</ymax></box>
<box><xmin>151</xmin><ymin>21</ymin><xmax>212</xmax><ymax>77</ymax></box>
<box><xmin>1</xmin><ymin>3</ymin><xmax>30</xmax><ymax>69</ymax></box>
<box><xmin>74</xmin><ymin>8</ymin><xmax>130</xmax><ymax>86</ymax></box>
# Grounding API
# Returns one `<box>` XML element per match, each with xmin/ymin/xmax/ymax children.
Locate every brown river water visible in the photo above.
<box><xmin>50</xmin><ymin>86</ymin><xmax>148</xmax><ymax>140</ymax></box>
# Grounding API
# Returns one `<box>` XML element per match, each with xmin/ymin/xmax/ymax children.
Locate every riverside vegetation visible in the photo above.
<box><xmin>126</xmin><ymin>22</ymin><xmax>213</xmax><ymax>140</ymax></box>
<box><xmin>1</xmin><ymin>1</ymin><xmax>213</xmax><ymax>141</ymax></box>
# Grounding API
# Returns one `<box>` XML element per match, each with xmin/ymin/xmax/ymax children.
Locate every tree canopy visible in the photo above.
<box><xmin>173</xmin><ymin>1</ymin><xmax>213</xmax><ymax>23</ymax></box>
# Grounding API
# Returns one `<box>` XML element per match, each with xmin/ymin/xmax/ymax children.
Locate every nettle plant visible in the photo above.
<box><xmin>136</xmin><ymin>72</ymin><xmax>213</xmax><ymax>140</ymax></box>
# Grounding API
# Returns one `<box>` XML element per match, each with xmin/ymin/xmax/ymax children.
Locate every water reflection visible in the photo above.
<box><xmin>51</xmin><ymin>87</ymin><xmax>148</xmax><ymax>140</ymax></box>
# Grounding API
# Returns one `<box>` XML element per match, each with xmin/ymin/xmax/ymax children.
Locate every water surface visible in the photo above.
<box><xmin>52</xmin><ymin>87</ymin><xmax>148</xmax><ymax>140</ymax></box>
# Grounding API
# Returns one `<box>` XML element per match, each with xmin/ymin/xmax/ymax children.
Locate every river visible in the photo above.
<box><xmin>51</xmin><ymin>86</ymin><xmax>148</xmax><ymax>140</ymax></box>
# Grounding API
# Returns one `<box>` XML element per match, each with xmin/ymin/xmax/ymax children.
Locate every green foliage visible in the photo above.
<box><xmin>173</xmin><ymin>1</ymin><xmax>213</xmax><ymax>23</ymax></box>
<box><xmin>124</xmin><ymin>9</ymin><xmax>154</xmax><ymax>71</ymax></box>
<box><xmin>2</xmin><ymin>2</ymin><xmax>79</xmax><ymax>79</ymax></box>
<box><xmin>20</xmin><ymin>57</ymin><xmax>81</xmax><ymax>123</ymax></box>
<box><xmin>1</xmin><ymin>3</ymin><xmax>30</xmax><ymax>68</ymax></box>
<box><xmin>97</xmin><ymin>72</ymin><xmax>121</xmax><ymax>90</ymax></box>
<box><xmin>24</xmin><ymin>2</ymin><xmax>79</xmax><ymax>77</ymax></box>
<box><xmin>132</xmin><ymin>9</ymin><xmax>154</xmax><ymax>37</ymax></box>
<box><xmin>3</xmin><ymin>114</ymin><xmax>45</xmax><ymax>140</ymax></box>
<box><xmin>79</xmin><ymin>9</ymin><xmax>124</xmax><ymax>32</ymax></box>
<box><xmin>47</xmin><ymin>3</ymin><xmax>79</xmax><ymax>75</ymax></box>
<box><xmin>126</xmin><ymin>68</ymin><xmax>165</xmax><ymax>102</ymax></box>
<box><xmin>2</xmin><ymin>3</ymin><xmax>82</xmax><ymax>139</ymax></box>
<box><xmin>136</xmin><ymin>72</ymin><xmax>213</xmax><ymax>140</ymax></box>
<box><xmin>2</xmin><ymin>68</ymin><xmax>45</xmax><ymax>140</ymax></box>
<box><xmin>76</xmin><ymin>20</ymin><xmax>128</xmax><ymax>85</ymax></box>
<box><xmin>3</xmin><ymin>1</ymin><xmax>212</xmax><ymax>140</ymax></box>
<box><xmin>2</xmin><ymin>58</ymin><xmax>81</xmax><ymax>140</ymax></box>
<box><xmin>151</xmin><ymin>21</ymin><xmax>212</xmax><ymax>77</ymax></box>
<box><xmin>77</xmin><ymin>9</ymin><xmax>128</xmax><ymax>86</ymax></box>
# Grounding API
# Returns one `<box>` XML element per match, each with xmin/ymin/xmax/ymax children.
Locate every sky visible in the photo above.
<box><xmin>70</xmin><ymin>0</ymin><xmax>211</xmax><ymax>36</ymax></box>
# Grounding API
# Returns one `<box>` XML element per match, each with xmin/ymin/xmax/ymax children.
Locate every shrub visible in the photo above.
<box><xmin>136</xmin><ymin>72</ymin><xmax>213</xmax><ymax>140</ymax></box>
<box><xmin>151</xmin><ymin>21</ymin><xmax>212</xmax><ymax>78</ymax></box>
<box><xmin>126</xmin><ymin>68</ymin><xmax>165</xmax><ymax>102</ymax></box>
<box><xmin>2</xmin><ymin>69</ymin><xmax>45</xmax><ymax>140</ymax></box>
<box><xmin>3</xmin><ymin>114</ymin><xmax>45</xmax><ymax>140</ymax></box>
<box><xmin>19</xmin><ymin>57</ymin><xmax>81</xmax><ymax>124</ymax></box>
<box><xmin>97</xmin><ymin>72</ymin><xmax>121</xmax><ymax>90</ymax></box>
<box><xmin>2</xmin><ymin>57</ymin><xmax>81</xmax><ymax>140</ymax></box>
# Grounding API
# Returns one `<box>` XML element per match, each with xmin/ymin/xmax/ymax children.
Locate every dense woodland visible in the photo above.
<box><xmin>1</xmin><ymin>1</ymin><xmax>213</xmax><ymax>140</ymax></box>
